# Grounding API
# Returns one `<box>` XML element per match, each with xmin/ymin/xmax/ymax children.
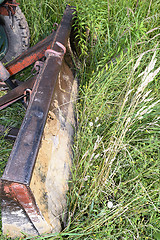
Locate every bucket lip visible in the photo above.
<box><xmin>1</xmin><ymin>180</ymin><xmax>51</xmax><ymax>234</ymax></box>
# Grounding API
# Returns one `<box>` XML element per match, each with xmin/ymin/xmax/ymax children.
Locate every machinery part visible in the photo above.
<box><xmin>0</xmin><ymin>59</ymin><xmax>19</xmax><ymax>90</ymax></box>
<box><xmin>0</xmin><ymin>6</ymin><xmax>30</xmax><ymax>62</ymax></box>
<box><xmin>23</xmin><ymin>88</ymin><xmax>32</xmax><ymax>105</ymax></box>
<box><xmin>0</xmin><ymin>61</ymin><xmax>17</xmax><ymax>89</ymax></box>
<box><xmin>33</xmin><ymin>61</ymin><xmax>44</xmax><ymax>73</ymax></box>
<box><xmin>0</xmin><ymin>5</ymin><xmax>77</xmax><ymax>238</ymax></box>
<box><xmin>0</xmin><ymin>124</ymin><xmax>18</xmax><ymax>140</ymax></box>
<box><xmin>0</xmin><ymin>61</ymin><xmax>10</xmax><ymax>81</ymax></box>
<box><xmin>0</xmin><ymin>76</ymin><xmax>36</xmax><ymax>110</ymax></box>
<box><xmin>0</xmin><ymin>31</ymin><xmax>57</xmax><ymax>110</ymax></box>
<box><xmin>0</xmin><ymin>30</ymin><xmax>55</xmax><ymax>109</ymax></box>
<box><xmin>5</xmin><ymin>31</ymin><xmax>54</xmax><ymax>76</ymax></box>
<box><xmin>0</xmin><ymin>0</ymin><xmax>19</xmax><ymax>16</ymax></box>
<box><xmin>45</xmin><ymin>41</ymin><xmax>66</xmax><ymax>58</ymax></box>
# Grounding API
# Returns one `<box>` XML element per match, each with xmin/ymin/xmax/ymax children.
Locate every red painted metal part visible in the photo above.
<box><xmin>1</xmin><ymin>180</ymin><xmax>51</xmax><ymax>233</ymax></box>
<box><xmin>2</xmin><ymin>181</ymin><xmax>41</xmax><ymax>221</ymax></box>
<box><xmin>5</xmin><ymin>31</ymin><xmax>55</xmax><ymax>76</ymax></box>
<box><xmin>0</xmin><ymin>0</ymin><xmax>19</xmax><ymax>16</ymax></box>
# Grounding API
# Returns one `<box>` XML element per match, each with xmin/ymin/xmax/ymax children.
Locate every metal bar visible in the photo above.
<box><xmin>0</xmin><ymin>76</ymin><xmax>36</xmax><ymax>110</ymax></box>
<box><xmin>5</xmin><ymin>32</ymin><xmax>55</xmax><ymax>76</ymax></box>
<box><xmin>4</xmin><ymin>78</ymin><xmax>17</xmax><ymax>89</ymax></box>
<box><xmin>1</xmin><ymin>4</ymin><xmax>75</xmax><ymax>185</ymax></box>
<box><xmin>0</xmin><ymin>125</ymin><xmax>19</xmax><ymax>140</ymax></box>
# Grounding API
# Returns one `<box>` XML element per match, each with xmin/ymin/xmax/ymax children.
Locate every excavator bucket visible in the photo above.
<box><xmin>0</xmin><ymin>5</ymin><xmax>78</xmax><ymax>238</ymax></box>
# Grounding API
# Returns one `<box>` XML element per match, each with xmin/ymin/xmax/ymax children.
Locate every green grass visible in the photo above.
<box><xmin>0</xmin><ymin>0</ymin><xmax>160</xmax><ymax>239</ymax></box>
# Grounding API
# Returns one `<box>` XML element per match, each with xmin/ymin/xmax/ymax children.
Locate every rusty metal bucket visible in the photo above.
<box><xmin>0</xmin><ymin>5</ymin><xmax>78</xmax><ymax>238</ymax></box>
